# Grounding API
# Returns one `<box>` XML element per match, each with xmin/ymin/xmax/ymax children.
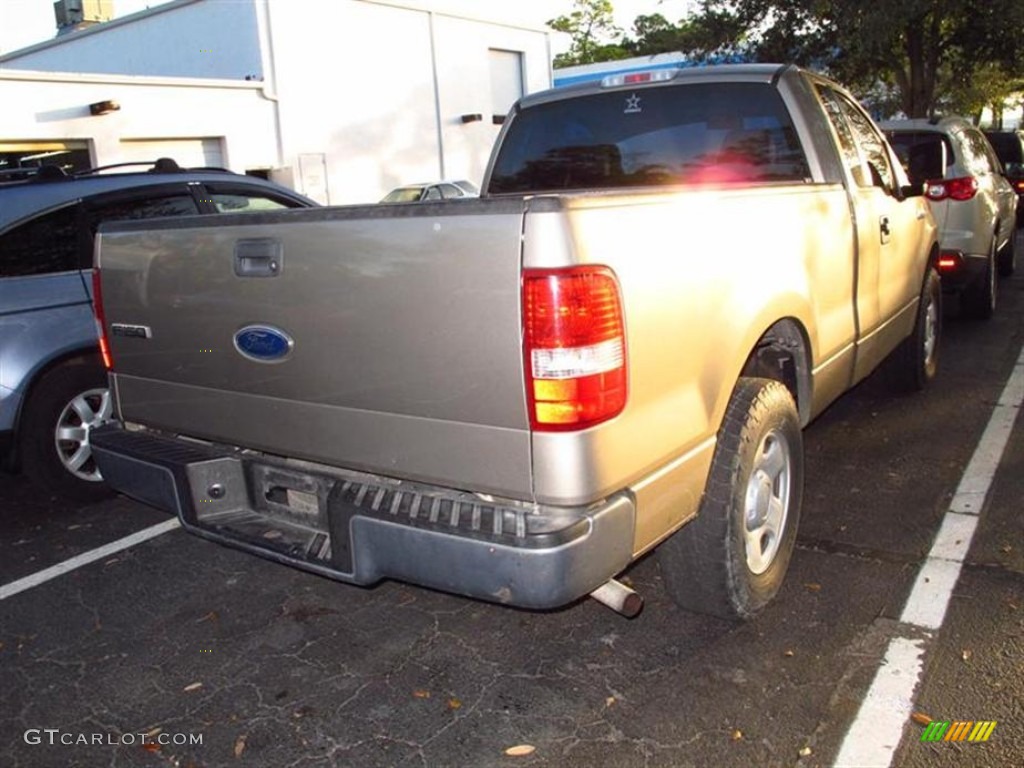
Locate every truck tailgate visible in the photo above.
<box><xmin>97</xmin><ymin>200</ymin><xmax>532</xmax><ymax>499</ymax></box>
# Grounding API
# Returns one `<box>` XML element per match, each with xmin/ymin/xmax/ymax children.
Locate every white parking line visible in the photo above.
<box><xmin>0</xmin><ymin>517</ymin><xmax>180</xmax><ymax>601</ymax></box>
<box><xmin>834</xmin><ymin>345</ymin><xmax>1024</xmax><ymax>767</ymax></box>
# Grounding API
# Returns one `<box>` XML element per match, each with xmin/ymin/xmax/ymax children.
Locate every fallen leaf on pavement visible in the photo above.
<box><xmin>234</xmin><ymin>734</ymin><xmax>247</xmax><ymax>758</ymax></box>
<box><xmin>183</xmin><ymin>682</ymin><xmax>203</xmax><ymax>692</ymax></box>
<box><xmin>783</xmin><ymin>649</ymin><xmax>795</xmax><ymax>657</ymax></box>
<box><xmin>803</xmin><ymin>583</ymin><xmax>822</xmax><ymax>592</ymax></box>
<box><xmin>504</xmin><ymin>744</ymin><xmax>536</xmax><ymax>756</ymax></box>
<box><xmin>798</xmin><ymin>746</ymin><xmax>812</xmax><ymax>757</ymax></box>
<box><xmin>144</xmin><ymin>727</ymin><xmax>163</xmax><ymax>738</ymax></box>
<box><xmin>961</xmin><ymin>648</ymin><xmax>972</xmax><ymax>662</ymax></box>
<box><xmin>196</xmin><ymin>611</ymin><xmax>218</xmax><ymax>623</ymax></box>
<box><xmin>412</xmin><ymin>689</ymin><xmax>431</xmax><ymax>699</ymax></box>
<box><xmin>731</xmin><ymin>729</ymin><xmax>743</xmax><ymax>741</ymax></box>
<box><xmin>605</xmin><ymin>696</ymin><xmax>616</xmax><ymax>707</ymax></box>
<box><xmin>447</xmin><ymin>697</ymin><xmax>462</xmax><ymax>710</ymax></box>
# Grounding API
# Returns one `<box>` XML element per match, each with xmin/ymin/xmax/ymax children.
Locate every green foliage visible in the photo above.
<box><xmin>548</xmin><ymin>0</ymin><xmax>629</xmax><ymax>67</ymax></box>
<box><xmin>688</xmin><ymin>0</ymin><xmax>1024</xmax><ymax>118</ymax></box>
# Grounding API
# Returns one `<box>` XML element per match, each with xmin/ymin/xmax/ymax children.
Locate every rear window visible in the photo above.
<box><xmin>488</xmin><ymin>82</ymin><xmax>810</xmax><ymax>194</ymax></box>
<box><xmin>885</xmin><ymin>131</ymin><xmax>953</xmax><ymax>183</ymax></box>
<box><xmin>984</xmin><ymin>132</ymin><xmax>1023</xmax><ymax>164</ymax></box>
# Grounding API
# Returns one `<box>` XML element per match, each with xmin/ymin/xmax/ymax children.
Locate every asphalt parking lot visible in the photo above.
<box><xmin>2</xmin><ymin>246</ymin><xmax>1022</xmax><ymax>768</ymax></box>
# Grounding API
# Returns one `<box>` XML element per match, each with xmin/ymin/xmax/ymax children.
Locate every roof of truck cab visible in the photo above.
<box><xmin>516</xmin><ymin>63</ymin><xmax>794</xmax><ymax>110</ymax></box>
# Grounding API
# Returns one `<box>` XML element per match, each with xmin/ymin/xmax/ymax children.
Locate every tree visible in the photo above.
<box><xmin>548</xmin><ymin>0</ymin><xmax>629</xmax><ymax>68</ymax></box>
<box><xmin>687</xmin><ymin>0</ymin><xmax>1024</xmax><ymax>118</ymax></box>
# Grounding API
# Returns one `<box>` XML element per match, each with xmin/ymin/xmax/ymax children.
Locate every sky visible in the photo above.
<box><xmin>0</xmin><ymin>0</ymin><xmax>698</xmax><ymax>56</ymax></box>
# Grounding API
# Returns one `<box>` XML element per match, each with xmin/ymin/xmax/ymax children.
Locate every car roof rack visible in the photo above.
<box><xmin>71</xmin><ymin>158</ymin><xmax>234</xmax><ymax>176</ymax></box>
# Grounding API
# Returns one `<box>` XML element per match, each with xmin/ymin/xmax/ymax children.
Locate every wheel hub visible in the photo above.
<box><xmin>743</xmin><ymin>431</ymin><xmax>791</xmax><ymax>575</ymax></box>
<box><xmin>54</xmin><ymin>387</ymin><xmax>112</xmax><ymax>482</ymax></box>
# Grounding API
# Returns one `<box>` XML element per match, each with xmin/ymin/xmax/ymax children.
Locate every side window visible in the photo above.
<box><xmin>0</xmin><ymin>205</ymin><xmax>80</xmax><ymax>278</ymax></box>
<box><xmin>208</xmin><ymin>193</ymin><xmax>291</xmax><ymax>213</ymax></box>
<box><xmin>818</xmin><ymin>86</ymin><xmax>895</xmax><ymax>188</ymax></box>
<box><xmin>83</xmin><ymin>193</ymin><xmax>199</xmax><ymax>268</ymax></box>
<box><xmin>438</xmin><ymin>184</ymin><xmax>463</xmax><ymax>199</ymax></box>
<box><xmin>423</xmin><ymin>186</ymin><xmax>442</xmax><ymax>201</ymax></box>
<box><xmin>86</xmin><ymin>195</ymin><xmax>199</xmax><ymax>236</ymax></box>
<box><xmin>961</xmin><ymin>131</ymin><xmax>994</xmax><ymax>175</ymax></box>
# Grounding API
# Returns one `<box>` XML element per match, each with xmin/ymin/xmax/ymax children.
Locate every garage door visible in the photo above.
<box><xmin>119</xmin><ymin>138</ymin><xmax>224</xmax><ymax>169</ymax></box>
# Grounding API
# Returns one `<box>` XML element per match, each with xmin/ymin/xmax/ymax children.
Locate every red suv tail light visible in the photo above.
<box><xmin>91</xmin><ymin>269</ymin><xmax>113</xmax><ymax>369</ymax></box>
<box><xmin>523</xmin><ymin>266</ymin><xmax>627</xmax><ymax>430</ymax></box>
<box><xmin>925</xmin><ymin>176</ymin><xmax>979</xmax><ymax>202</ymax></box>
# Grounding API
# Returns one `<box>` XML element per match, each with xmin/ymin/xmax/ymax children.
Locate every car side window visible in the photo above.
<box><xmin>208</xmin><ymin>193</ymin><xmax>291</xmax><ymax>213</ymax></box>
<box><xmin>438</xmin><ymin>184</ymin><xmax>463</xmax><ymax>199</ymax></box>
<box><xmin>423</xmin><ymin>186</ymin><xmax>442</xmax><ymax>201</ymax></box>
<box><xmin>818</xmin><ymin>86</ymin><xmax>895</xmax><ymax>189</ymax></box>
<box><xmin>201</xmin><ymin>183</ymin><xmax>305</xmax><ymax>213</ymax></box>
<box><xmin>960</xmin><ymin>131</ymin><xmax>994</xmax><ymax>176</ymax></box>
<box><xmin>82</xmin><ymin>193</ymin><xmax>200</xmax><ymax>269</ymax></box>
<box><xmin>0</xmin><ymin>205</ymin><xmax>80</xmax><ymax>278</ymax></box>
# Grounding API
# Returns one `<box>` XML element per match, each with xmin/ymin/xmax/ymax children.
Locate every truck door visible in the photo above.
<box><xmin>816</xmin><ymin>85</ymin><xmax>925</xmax><ymax>379</ymax></box>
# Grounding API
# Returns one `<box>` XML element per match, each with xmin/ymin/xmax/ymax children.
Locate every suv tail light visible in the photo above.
<box><xmin>91</xmin><ymin>270</ymin><xmax>112</xmax><ymax>369</ymax></box>
<box><xmin>925</xmin><ymin>176</ymin><xmax>979</xmax><ymax>201</ymax></box>
<box><xmin>523</xmin><ymin>266</ymin><xmax>627</xmax><ymax>430</ymax></box>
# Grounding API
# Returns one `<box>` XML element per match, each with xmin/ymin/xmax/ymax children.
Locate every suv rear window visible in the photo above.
<box><xmin>885</xmin><ymin>131</ymin><xmax>953</xmax><ymax>183</ymax></box>
<box><xmin>489</xmin><ymin>82</ymin><xmax>810</xmax><ymax>194</ymax></box>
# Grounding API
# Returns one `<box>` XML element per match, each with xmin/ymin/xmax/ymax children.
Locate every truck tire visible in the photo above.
<box><xmin>997</xmin><ymin>231</ymin><xmax>1016</xmax><ymax>277</ymax></box>
<box><xmin>20</xmin><ymin>357</ymin><xmax>115</xmax><ymax>503</ymax></box>
<box><xmin>962</xmin><ymin>238</ymin><xmax>997</xmax><ymax>320</ymax></box>
<box><xmin>658</xmin><ymin>378</ymin><xmax>803</xmax><ymax>620</ymax></box>
<box><xmin>886</xmin><ymin>266</ymin><xmax>941</xmax><ymax>392</ymax></box>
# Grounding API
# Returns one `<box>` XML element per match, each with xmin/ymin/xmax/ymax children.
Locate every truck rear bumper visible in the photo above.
<box><xmin>91</xmin><ymin>424</ymin><xmax>635</xmax><ymax>610</ymax></box>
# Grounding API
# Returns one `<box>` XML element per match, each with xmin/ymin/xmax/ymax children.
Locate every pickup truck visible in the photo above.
<box><xmin>91</xmin><ymin>64</ymin><xmax>940</xmax><ymax>620</ymax></box>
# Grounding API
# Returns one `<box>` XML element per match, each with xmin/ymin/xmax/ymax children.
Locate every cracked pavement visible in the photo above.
<box><xmin>2</xmin><ymin>249</ymin><xmax>1022</xmax><ymax>768</ymax></box>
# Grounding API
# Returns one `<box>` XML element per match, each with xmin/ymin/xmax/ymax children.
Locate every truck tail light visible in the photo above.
<box><xmin>91</xmin><ymin>269</ymin><xmax>113</xmax><ymax>369</ymax></box>
<box><xmin>925</xmin><ymin>176</ymin><xmax>979</xmax><ymax>202</ymax></box>
<box><xmin>523</xmin><ymin>267</ymin><xmax>627</xmax><ymax>430</ymax></box>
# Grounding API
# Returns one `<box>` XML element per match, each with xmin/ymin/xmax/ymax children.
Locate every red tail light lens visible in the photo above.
<box><xmin>937</xmin><ymin>251</ymin><xmax>963</xmax><ymax>271</ymax></box>
<box><xmin>91</xmin><ymin>269</ymin><xmax>112</xmax><ymax>369</ymax></box>
<box><xmin>523</xmin><ymin>267</ymin><xmax>627</xmax><ymax>430</ymax></box>
<box><xmin>925</xmin><ymin>176</ymin><xmax>979</xmax><ymax>202</ymax></box>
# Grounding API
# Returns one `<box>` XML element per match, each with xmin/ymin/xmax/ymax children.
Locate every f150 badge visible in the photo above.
<box><xmin>233</xmin><ymin>325</ymin><xmax>294</xmax><ymax>363</ymax></box>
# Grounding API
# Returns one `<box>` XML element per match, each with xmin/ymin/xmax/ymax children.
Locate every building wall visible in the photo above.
<box><xmin>0</xmin><ymin>0</ymin><xmax>263</xmax><ymax>80</ymax></box>
<box><xmin>0</xmin><ymin>0</ymin><xmax>552</xmax><ymax>203</ymax></box>
<box><xmin>266</xmin><ymin>0</ymin><xmax>550</xmax><ymax>203</ymax></box>
<box><xmin>0</xmin><ymin>70</ymin><xmax>278</xmax><ymax>172</ymax></box>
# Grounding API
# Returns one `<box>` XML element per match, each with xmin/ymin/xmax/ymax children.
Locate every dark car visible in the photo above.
<box><xmin>0</xmin><ymin>159</ymin><xmax>318</xmax><ymax>501</ymax></box>
<box><xmin>983</xmin><ymin>129</ymin><xmax>1024</xmax><ymax>226</ymax></box>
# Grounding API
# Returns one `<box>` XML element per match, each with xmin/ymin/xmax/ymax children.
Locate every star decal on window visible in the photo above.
<box><xmin>624</xmin><ymin>93</ymin><xmax>642</xmax><ymax>114</ymax></box>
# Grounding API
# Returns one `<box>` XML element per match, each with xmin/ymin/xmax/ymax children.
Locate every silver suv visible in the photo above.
<box><xmin>0</xmin><ymin>160</ymin><xmax>317</xmax><ymax>501</ymax></box>
<box><xmin>882</xmin><ymin>117</ymin><xmax>1017</xmax><ymax>319</ymax></box>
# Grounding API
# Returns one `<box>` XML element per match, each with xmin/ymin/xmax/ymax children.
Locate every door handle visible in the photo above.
<box><xmin>234</xmin><ymin>239</ymin><xmax>282</xmax><ymax>277</ymax></box>
<box><xmin>879</xmin><ymin>215</ymin><xmax>891</xmax><ymax>244</ymax></box>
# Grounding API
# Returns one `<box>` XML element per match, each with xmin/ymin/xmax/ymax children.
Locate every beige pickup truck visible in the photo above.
<box><xmin>91</xmin><ymin>64</ymin><xmax>939</xmax><ymax>619</ymax></box>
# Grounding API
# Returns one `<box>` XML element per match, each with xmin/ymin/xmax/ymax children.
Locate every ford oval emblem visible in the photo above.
<box><xmin>233</xmin><ymin>325</ymin><xmax>294</xmax><ymax>363</ymax></box>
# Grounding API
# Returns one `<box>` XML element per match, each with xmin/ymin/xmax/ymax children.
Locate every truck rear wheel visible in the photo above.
<box><xmin>658</xmin><ymin>378</ymin><xmax>803</xmax><ymax>620</ymax></box>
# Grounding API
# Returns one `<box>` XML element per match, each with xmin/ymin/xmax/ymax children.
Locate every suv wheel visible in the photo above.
<box><xmin>20</xmin><ymin>357</ymin><xmax>115</xmax><ymax>503</ymax></box>
<box><xmin>997</xmin><ymin>231</ymin><xmax>1016</xmax><ymax>277</ymax></box>
<box><xmin>962</xmin><ymin>238</ymin><xmax>997</xmax><ymax>320</ymax></box>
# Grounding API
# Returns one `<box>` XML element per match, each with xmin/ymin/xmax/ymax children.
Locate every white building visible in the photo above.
<box><xmin>0</xmin><ymin>0</ymin><xmax>552</xmax><ymax>203</ymax></box>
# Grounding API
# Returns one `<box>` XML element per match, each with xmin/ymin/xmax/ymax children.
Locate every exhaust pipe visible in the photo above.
<box><xmin>590</xmin><ymin>578</ymin><xmax>643</xmax><ymax>618</ymax></box>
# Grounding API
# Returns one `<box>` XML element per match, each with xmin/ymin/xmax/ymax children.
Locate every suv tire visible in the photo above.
<box><xmin>962</xmin><ymin>238</ymin><xmax>997</xmax><ymax>320</ymax></box>
<box><xmin>886</xmin><ymin>266</ymin><xmax>941</xmax><ymax>392</ymax></box>
<box><xmin>20</xmin><ymin>357</ymin><xmax>115</xmax><ymax>503</ymax></box>
<box><xmin>997</xmin><ymin>231</ymin><xmax>1016</xmax><ymax>277</ymax></box>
